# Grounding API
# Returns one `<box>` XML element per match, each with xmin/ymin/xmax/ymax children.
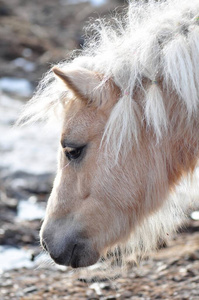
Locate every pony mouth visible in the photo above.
<box><xmin>51</xmin><ymin>242</ymin><xmax>100</xmax><ymax>268</ymax></box>
<box><xmin>42</xmin><ymin>235</ymin><xmax>100</xmax><ymax>268</ymax></box>
<box><xmin>69</xmin><ymin>243</ymin><xmax>78</xmax><ymax>267</ymax></box>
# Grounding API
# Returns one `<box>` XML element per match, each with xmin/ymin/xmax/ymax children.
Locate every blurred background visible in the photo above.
<box><xmin>0</xmin><ymin>0</ymin><xmax>199</xmax><ymax>299</ymax></box>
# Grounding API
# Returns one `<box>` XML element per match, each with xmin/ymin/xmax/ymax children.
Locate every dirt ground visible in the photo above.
<box><xmin>1</xmin><ymin>0</ymin><xmax>199</xmax><ymax>299</ymax></box>
<box><xmin>1</xmin><ymin>221</ymin><xmax>199</xmax><ymax>300</ymax></box>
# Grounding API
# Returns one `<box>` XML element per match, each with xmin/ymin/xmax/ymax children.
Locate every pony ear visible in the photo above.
<box><xmin>52</xmin><ymin>66</ymin><xmax>105</xmax><ymax>104</ymax></box>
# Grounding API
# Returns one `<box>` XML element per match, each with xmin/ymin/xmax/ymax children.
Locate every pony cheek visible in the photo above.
<box><xmin>82</xmin><ymin>199</ymin><xmax>133</xmax><ymax>253</ymax></box>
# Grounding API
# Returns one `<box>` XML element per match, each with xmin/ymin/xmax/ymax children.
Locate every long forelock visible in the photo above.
<box><xmin>18</xmin><ymin>0</ymin><xmax>199</xmax><ymax>160</ymax></box>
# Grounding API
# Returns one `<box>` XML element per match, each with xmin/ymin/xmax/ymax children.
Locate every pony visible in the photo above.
<box><xmin>18</xmin><ymin>0</ymin><xmax>199</xmax><ymax>268</ymax></box>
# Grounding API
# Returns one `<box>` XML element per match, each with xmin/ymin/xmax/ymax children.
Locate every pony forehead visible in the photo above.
<box><xmin>61</xmin><ymin>99</ymin><xmax>106</xmax><ymax>144</ymax></box>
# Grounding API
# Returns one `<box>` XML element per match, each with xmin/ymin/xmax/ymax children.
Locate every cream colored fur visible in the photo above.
<box><xmin>18</xmin><ymin>0</ymin><xmax>199</xmax><ymax>266</ymax></box>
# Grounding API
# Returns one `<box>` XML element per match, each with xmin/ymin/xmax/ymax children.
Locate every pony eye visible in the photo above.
<box><xmin>65</xmin><ymin>146</ymin><xmax>85</xmax><ymax>161</ymax></box>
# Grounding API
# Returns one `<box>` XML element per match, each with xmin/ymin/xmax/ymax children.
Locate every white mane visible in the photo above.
<box><xmin>18</xmin><ymin>0</ymin><xmax>199</xmax><ymax>160</ymax></box>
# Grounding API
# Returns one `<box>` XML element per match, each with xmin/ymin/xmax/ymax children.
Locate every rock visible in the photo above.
<box><xmin>0</xmin><ymin>220</ymin><xmax>40</xmax><ymax>246</ymax></box>
<box><xmin>23</xmin><ymin>286</ymin><xmax>38</xmax><ymax>294</ymax></box>
<box><xmin>0</xmin><ymin>192</ymin><xmax>18</xmax><ymax>211</ymax></box>
<box><xmin>3</xmin><ymin>171</ymin><xmax>53</xmax><ymax>200</ymax></box>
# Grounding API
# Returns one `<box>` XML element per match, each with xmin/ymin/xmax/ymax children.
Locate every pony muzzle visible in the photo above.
<box><xmin>40</xmin><ymin>223</ymin><xmax>100</xmax><ymax>268</ymax></box>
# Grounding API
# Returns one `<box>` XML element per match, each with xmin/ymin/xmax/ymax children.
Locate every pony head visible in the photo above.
<box><xmin>18</xmin><ymin>0</ymin><xmax>199</xmax><ymax>268</ymax></box>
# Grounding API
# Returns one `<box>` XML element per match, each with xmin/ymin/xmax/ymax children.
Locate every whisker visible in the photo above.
<box><xmin>61</xmin><ymin>162</ymin><xmax>70</xmax><ymax>170</ymax></box>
